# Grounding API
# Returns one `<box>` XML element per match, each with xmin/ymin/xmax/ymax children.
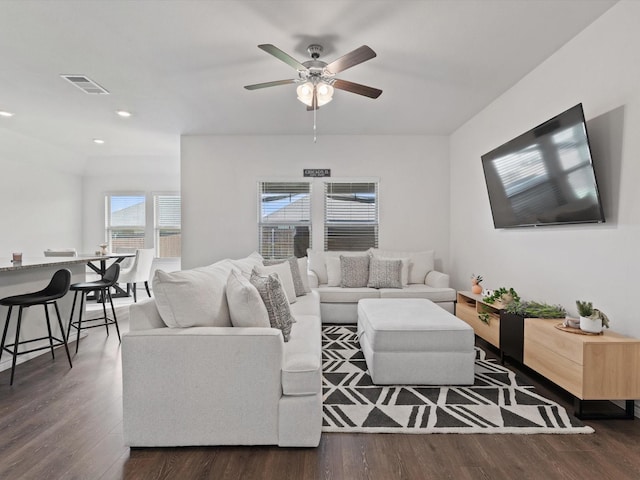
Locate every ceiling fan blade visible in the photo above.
<box><xmin>324</xmin><ymin>45</ymin><xmax>377</xmax><ymax>74</ymax></box>
<box><xmin>244</xmin><ymin>79</ymin><xmax>297</xmax><ymax>90</ymax></box>
<box><xmin>258</xmin><ymin>44</ymin><xmax>308</xmax><ymax>71</ymax></box>
<box><xmin>333</xmin><ymin>79</ymin><xmax>382</xmax><ymax>99</ymax></box>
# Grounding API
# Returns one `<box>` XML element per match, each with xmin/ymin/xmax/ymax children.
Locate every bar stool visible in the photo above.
<box><xmin>0</xmin><ymin>269</ymin><xmax>73</xmax><ymax>385</ymax></box>
<box><xmin>67</xmin><ymin>262</ymin><xmax>121</xmax><ymax>353</ymax></box>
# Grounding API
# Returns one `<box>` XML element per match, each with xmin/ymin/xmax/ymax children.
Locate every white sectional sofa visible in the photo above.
<box><xmin>307</xmin><ymin>248</ymin><xmax>456</xmax><ymax>323</ymax></box>
<box><xmin>122</xmin><ymin>253</ymin><xmax>323</xmax><ymax>448</ymax></box>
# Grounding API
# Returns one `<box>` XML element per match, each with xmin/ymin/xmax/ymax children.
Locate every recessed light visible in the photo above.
<box><xmin>116</xmin><ymin>110</ymin><xmax>132</xmax><ymax>118</ymax></box>
<box><xmin>93</xmin><ymin>138</ymin><xmax>105</xmax><ymax>144</ymax></box>
<box><xmin>0</xmin><ymin>111</ymin><xmax>14</xmax><ymax>117</ymax></box>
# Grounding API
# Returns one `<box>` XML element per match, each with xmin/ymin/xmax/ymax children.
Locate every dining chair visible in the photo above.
<box><xmin>117</xmin><ymin>248</ymin><xmax>155</xmax><ymax>302</ymax></box>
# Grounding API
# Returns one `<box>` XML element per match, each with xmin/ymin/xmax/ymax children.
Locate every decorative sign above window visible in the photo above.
<box><xmin>304</xmin><ymin>169</ymin><xmax>331</xmax><ymax>177</ymax></box>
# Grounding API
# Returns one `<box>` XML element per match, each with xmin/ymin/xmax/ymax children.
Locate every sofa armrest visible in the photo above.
<box><xmin>307</xmin><ymin>270</ymin><xmax>319</xmax><ymax>289</ymax></box>
<box><xmin>122</xmin><ymin>326</ymin><xmax>285</xmax><ymax>446</ymax></box>
<box><xmin>129</xmin><ymin>297</ymin><xmax>166</xmax><ymax>331</ymax></box>
<box><xmin>425</xmin><ymin>270</ymin><xmax>450</xmax><ymax>288</ymax></box>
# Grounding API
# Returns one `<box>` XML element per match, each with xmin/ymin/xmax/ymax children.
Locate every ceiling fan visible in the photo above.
<box><xmin>244</xmin><ymin>44</ymin><xmax>382</xmax><ymax>110</ymax></box>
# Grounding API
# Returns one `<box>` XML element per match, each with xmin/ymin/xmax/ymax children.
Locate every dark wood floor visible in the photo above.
<box><xmin>1</xmin><ymin>310</ymin><xmax>639</xmax><ymax>480</ymax></box>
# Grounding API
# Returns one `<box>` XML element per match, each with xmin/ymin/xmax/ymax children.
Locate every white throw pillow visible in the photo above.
<box><xmin>254</xmin><ymin>262</ymin><xmax>297</xmax><ymax>304</ymax></box>
<box><xmin>263</xmin><ymin>257</ymin><xmax>306</xmax><ymax>297</ymax></box>
<box><xmin>326</xmin><ymin>256</ymin><xmax>342</xmax><ymax>287</ymax></box>
<box><xmin>229</xmin><ymin>251</ymin><xmax>264</xmax><ymax>275</ymax></box>
<box><xmin>297</xmin><ymin>257</ymin><xmax>311</xmax><ymax>293</ymax></box>
<box><xmin>152</xmin><ymin>267</ymin><xmax>232</xmax><ymax>328</ymax></box>
<box><xmin>226</xmin><ymin>269</ymin><xmax>270</xmax><ymax>328</ymax></box>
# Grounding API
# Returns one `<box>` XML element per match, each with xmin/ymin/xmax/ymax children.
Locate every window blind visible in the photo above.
<box><xmin>324</xmin><ymin>182</ymin><xmax>378</xmax><ymax>251</ymax></box>
<box><xmin>106</xmin><ymin>194</ymin><xmax>146</xmax><ymax>252</ymax></box>
<box><xmin>155</xmin><ymin>194</ymin><xmax>181</xmax><ymax>258</ymax></box>
<box><xmin>258</xmin><ymin>182</ymin><xmax>311</xmax><ymax>259</ymax></box>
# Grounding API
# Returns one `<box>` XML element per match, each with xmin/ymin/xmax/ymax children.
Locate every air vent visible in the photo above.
<box><xmin>60</xmin><ymin>74</ymin><xmax>110</xmax><ymax>95</ymax></box>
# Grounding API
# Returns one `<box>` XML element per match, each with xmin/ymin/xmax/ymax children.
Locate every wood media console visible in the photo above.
<box><xmin>456</xmin><ymin>291</ymin><xmax>640</xmax><ymax>419</ymax></box>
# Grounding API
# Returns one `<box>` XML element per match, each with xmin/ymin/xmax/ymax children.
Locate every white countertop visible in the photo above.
<box><xmin>0</xmin><ymin>254</ymin><xmax>129</xmax><ymax>273</ymax></box>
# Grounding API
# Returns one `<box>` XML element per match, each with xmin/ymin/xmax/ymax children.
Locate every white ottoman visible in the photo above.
<box><xmin>357</xmin><ymin>298</ymin><xmax>475</xmax><ymax>385</ymax></box>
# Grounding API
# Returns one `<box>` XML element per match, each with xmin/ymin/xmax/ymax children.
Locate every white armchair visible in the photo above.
<box><xmin>117</xmin><ymin>248</ymin><xmax>155</xmax><ymax>302</ymax></box>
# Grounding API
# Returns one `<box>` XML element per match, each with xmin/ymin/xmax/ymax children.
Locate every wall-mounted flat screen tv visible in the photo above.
<box><xmin>481</xmin><ymin>103</ymin><xmax>605</xmax><ymax>228</ymax></box>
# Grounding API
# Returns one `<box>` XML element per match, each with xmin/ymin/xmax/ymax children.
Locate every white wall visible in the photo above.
<box><xmin>450</xmin><ymin>1</ymin><xmax>640</xmax><ymax>338</ymax></box>
<box><xmin>0</xmin><ymin>158</ymin><xmax>82</xmax><ymax>257</ymax></box>
<box><xmin>181</xmin><ymin>135</ymin><xmax>449</xmax><ymax>270</ymax></box>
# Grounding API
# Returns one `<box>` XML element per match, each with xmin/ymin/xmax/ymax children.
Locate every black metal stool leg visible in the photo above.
<box><xmin>101</xmin><ymin>288</ymin><xmax>109</xmax><ymax>336</ymax></box>
<box><xmin>67</xmin><ymin>290</ymin><xmax>79</xmax><ymax>342</ymax></box>
<box><xmin>0</xmin><ymin>306</ymin><xmax>12</xmax><ymax>364</ymax></box>
<box><xmin>76</xmin><ymin>292</ymin><xmax>86</xmax><ymax>354</ymax></box>
<box><xmin>53</xmin><ymin>301</ymin><xmax>72</xmax><ymax>368</ymax></box>
<box><xmin>10</xmin><ymin>307</ymin><xmax>24</xmax><ymax>386</ymax></box>
<box><xmin>43</xmin><ymin>303</ymin><xmax>55</xmax><ymax>359</ymax></box>
<box><xmin>107</xmin><ymin>289</ymin><xmax>121</xmax><ymax>342</ymax></box>
<box><xmin>132</xmin><ymin>283</ymin><xmax>137</xmax><ymax>303</ymax></box>
<box><xmin>144</xmin><ymin>281</ymin><xmax>151</xmax><ymax>298</ymax></box>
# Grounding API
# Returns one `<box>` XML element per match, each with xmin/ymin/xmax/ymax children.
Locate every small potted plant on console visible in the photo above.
<box><xmin>576</xmin><ymin>300</ymin><xmax>610</xmax><ymax>333</ymax></box>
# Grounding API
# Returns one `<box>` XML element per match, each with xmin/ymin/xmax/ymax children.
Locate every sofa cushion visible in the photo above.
<box><xmin>326</xmin><ymin>256</ymin><xmax>341</xmax><ymax>287</ymax></box>
<box><xmin>370</xmin><ymin>249</ymin><xmax>435</xmax><ymax>284</ymax></box>
<box><xmin>340</xmin><ymin>254</ymin><xmax>370</xmax><ymax>288</ymax></box>
<box><xmin>152</xmin><ymin>264</ymin><xmax>232</xmax><ymax>328</ymax></box>
<box><xmin>290</xmin><ymin>289</ymin><xmax>320</xmax><ymax>317</ymax></box>
<box><xmin>379</xmin><ymin>284</ymin><xmax>456</xmax><ymax>302</ymax></box>
<box><xmin>264</xmin><ymin>257</ymin><xmax>307</xmax><ymax>297</ymax></box>
<box><xmin>316</xmin><ymin>286</ymin><xmax>381</xmax><ymax>303</ymax></box>
<box><xmin>254</xmin><ymin>262</ymin><xmax>297</xmax><ymax>304</ymax></box>
<box><xmin>226</xmin><ymin>269</ymin><xmax>270</xmax><ymax>328</ymax></box>
<box><xmin>282</xmin><ymin>314</ymin><xmax>322</xmax><ymax>395</ymax></box>
<box><xmin>229</xmin><ymin>251</ymin><xmax>264</xmax><ymax>275</ymax></box>
<box><xmin>367</xmin><ymin>257</ymin><xmax>402</xmax><ymax>289</ymax></box>
<box><xmin>250</xmin><ymin>271</ymin><xmax>295</xmax><ymax>342</ymax></box>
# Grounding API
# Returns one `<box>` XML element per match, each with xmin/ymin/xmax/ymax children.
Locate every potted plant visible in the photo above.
<box><xmin>471</xmin><ymin>274</ymin><xmax>483</xmax><ymax>294</ymax></box>
<box><xmin>576</xmin><ymin>300</ymin><xmax>610</xmax><ymax>333</ymax></box>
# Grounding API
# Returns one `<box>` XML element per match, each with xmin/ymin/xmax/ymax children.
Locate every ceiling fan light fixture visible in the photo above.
<box><xmin>296</xmin><ymin>81</ymin><xmax>334</xmax><ymax>107</ymax></box>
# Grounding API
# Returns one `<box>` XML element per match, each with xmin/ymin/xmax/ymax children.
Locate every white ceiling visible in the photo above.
<box><xmin>0</xmin><ymin>0</ymin><xmax>617</xmax><ymax>173</ymax></box>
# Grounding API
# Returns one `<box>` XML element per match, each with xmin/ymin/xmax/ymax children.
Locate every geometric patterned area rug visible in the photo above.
<box><xmin>322</xmin><ymin>325</ymin><xmax>594</xmax><ymax>434</ymax></box>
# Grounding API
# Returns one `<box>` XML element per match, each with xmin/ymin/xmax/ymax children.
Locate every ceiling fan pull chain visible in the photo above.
<box><xmin>313</xmin><ymin>85</ymin><xmax>318</xmax><ymax>143</ymax></box>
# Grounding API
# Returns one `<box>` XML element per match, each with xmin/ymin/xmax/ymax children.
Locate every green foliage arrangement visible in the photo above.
<box><xmin>471</xmin><ymin>273</ymin><xmax>484</xmax><ymax>283</ymax></box>
<box><xmin>478</xmin><ymin>312</ymin><xmax>491</xmax><ymax>324</ymax></box>
<box><xmin>576</xmin><ymin>300</ymin><xmax>610</xmax><ymax>328</ymax></box>
<box><xmin>576</xmin><ymin>300</ymin><xmax>594</xmax><ymax>317</ymax></box>
<box><xmin>504</xmin><ymin>300</ymin><xmax>566</xmax><ymax>319</ymax></box>
<box><xmin>482</xmin><ymin>287</ymin><xmax>520</xmax><ymax>306</ymax></box>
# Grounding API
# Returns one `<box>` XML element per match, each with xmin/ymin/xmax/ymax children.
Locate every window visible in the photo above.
<box><xmin>258</xmin><ymin>182</ymin><xmax>311</xmax><ymax>259</ymax></box>
<box><xmin>324</xmin><ymin>182</ymin><xmax>378</xmax><ymax>251</ymax></box>
<box><xmin>154</xmin><ymin>194</ymin><xmax>181</xmax><ymax>258</ymax></box>
<box><xmin>106</xmin><ymin>194</ymin><xmax>146</xmax><ymax>252</ymax></box>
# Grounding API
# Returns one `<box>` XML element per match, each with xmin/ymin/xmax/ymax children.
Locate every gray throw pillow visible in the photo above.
<box><xmin>263</xmin><ymin>257</ymin><xmax>306</xmax><ymax>297</ymax></box>
<box><xmin>340</xmin><ymin>255</ymin><xmax>370</xmax><ymax>288</ymax></box>
<box><xmin>368</xmin><ymin>257</ymin><xmax>402</xmax><ymax>289</ymax></box>
<box><xmin>250</xmin><ymin>269</ymin><xmax>295</xmax><ymax>342</ymax></box>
